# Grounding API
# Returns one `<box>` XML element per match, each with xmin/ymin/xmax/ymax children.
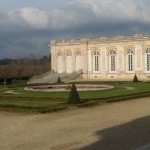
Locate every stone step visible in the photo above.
<box><xmin>28</xmin><ymin>71</ymin><xmax>81</xmax><ymax>84</ymax></box>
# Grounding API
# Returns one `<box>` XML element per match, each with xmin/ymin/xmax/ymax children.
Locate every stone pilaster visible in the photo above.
<box><xmin>101</xmin><ymin>47</ymin><xmax>107</xmax><ymax>73</ymax></box>
<box><xmin>135</xmin><ymin>45</ymin><xmax>143</xmax><ymax>72</ymax></box>
<box><xmin>88</xmin><ymin>47</ymin><xmax>91</xmax><ymax>79</ymax></box>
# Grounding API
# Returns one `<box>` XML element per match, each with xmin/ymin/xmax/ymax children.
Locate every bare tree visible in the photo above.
<box><xmin>0</xmin><ymin>65</ymin><xmax>13</xmax><ymax>85</ymax></box>
<box><xmin>0</xmin><ymin>54</ymin><xmax>51</xmax><ymax>84</ymax></box>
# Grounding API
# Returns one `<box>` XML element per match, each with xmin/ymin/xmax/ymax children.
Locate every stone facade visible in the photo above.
<box><xmin>50</xmin><ymin>33</ymin><xmax>150</xmax><ymax>81</ymax></box>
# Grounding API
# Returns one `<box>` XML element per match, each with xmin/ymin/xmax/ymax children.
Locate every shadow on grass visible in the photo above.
<box><xmin>80</xmin><ymin>116</ymin><xmax>150</xmax><ymax>150</ymax></box>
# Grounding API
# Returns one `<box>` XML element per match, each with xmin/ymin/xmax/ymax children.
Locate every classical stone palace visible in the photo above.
<box><xmin>50</xmin><ymin>33</ymin><xmax>150</xmax><ymax>81</ymax></box>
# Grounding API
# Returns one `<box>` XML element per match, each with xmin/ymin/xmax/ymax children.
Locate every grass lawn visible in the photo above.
<box><xmin>0</xmin><ymin>82</ymin><xmax>149</xmax><ymax>113</ymax></box>
<box><xmin>1</xmin><ymin>82</ymin><xmax>150</xmax><ymax>99</ymax></box>
<box><xmin>79</xmin><ymin>82</ymin><xmax>150</xmax><ymax>98</ymax></box>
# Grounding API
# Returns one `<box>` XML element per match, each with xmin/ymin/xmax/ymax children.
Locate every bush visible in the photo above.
<box><xmin>57</xmin><ymin>76</ymin><xmax>61</xmax><ymax>83</ymax></box>
<box><xmin>133</xmin><ymin>74</ymin><xmax>138</xmax><ymax>82</ymax></box>
<box><xmin>67</xmin><ymin>83</ymin><xmax>81</xmax><ymax>104</ymax></box>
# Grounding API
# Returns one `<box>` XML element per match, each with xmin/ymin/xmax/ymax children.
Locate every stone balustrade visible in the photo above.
<box><xmin>50</xmin><ymin>33</ymin><xmax>150</xmax><ymax>45</ymax></box>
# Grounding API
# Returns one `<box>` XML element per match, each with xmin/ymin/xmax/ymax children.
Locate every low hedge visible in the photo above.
<box><xmin>38</xmin><ymin>106</ymin><xmax>67</xmax><ymax>113</ymax></box>
<box><xmin>0</xmin><ymin>103</ymin><xmax>68</xmax><ymax>113</ymax></box>
<box><xmin>106</xmin><ymin>92</ymin><xmax>150</xmax><ymax>103</ymax></box>
<box><xmin>0</xmin><ymin>96</ymin><xmax>66</xmax><ymax>101</ymax></box>
<box><xmin>77</xmin><ymin>101</ymin><xmax>98</xmax><ymax>108</ymax></box>
<box><xmin>0</xmin><ymin>103</ymin><xmax>49</xmax><ymax>109</ymax></box>
<box><xmin>0</xmin><ymin>108</ymin><xmax>40</xmax><ymax>113</ymax></box>
<box><xmin>0</xmin><ymin>106</ymin><xmax>68</xmax><ymax>114</ymax></box>
<box><xmin>82</xmin><ymin>91</ymin><xmax>150</xmax><ymax>101</ymax></box>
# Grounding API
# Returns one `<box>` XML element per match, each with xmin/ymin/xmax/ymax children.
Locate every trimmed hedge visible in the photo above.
<box><xmin>0</xmin><ymin>96</ymin><xmax>66</xmax><ymax>101</ymax></box>
<box><xmin>57</xmin><ymin>76</ymin><xmax>62</xmax><ymax>83</ymax></box>
<box><xmin>106</xmin><ymin>92</ymin><xmax>150</xmax><ymax>103</ymax></box>
<box><xmin>82</xmin><ymin>91</ymin><xmax>150</xmax><ymax>101</ymax></box>
<box><xmin>67</xmin><ymin>83</ymin><xmax>81</xmax><ymax>104</ymax></box>
<box><xmin>0</xmin><ymin>103</ymin><xmax>68</xmax><ymax>113</ymax></box>
<box><xmin>133</xmin><ymin>74</ymin><xmax>139</xmax><ymax>82</ymax></box>
<box><xmin>0</xmin><ymin>106</ymin><xmax>68</xmax><ymax>114</ymax></box>
<box><xmin>77</xmin><ymin>101</ymin><xmax>98</xmax><ymax>108</ymax></box>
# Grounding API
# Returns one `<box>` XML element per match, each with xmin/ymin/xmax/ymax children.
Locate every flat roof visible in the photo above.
<box><xmin>50</xmin><ymin>33</ymin><xmax>150</xmax><ymax>45</ymax></box>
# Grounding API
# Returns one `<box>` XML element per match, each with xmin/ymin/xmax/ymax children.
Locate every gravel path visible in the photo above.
<box><xmin>0</xmin><ymin>97</ymin><xmax>150</xmax><ymax>150</ymax></box>
<box><xmin>4</xmin><ymin>90</ymin><xmax>21</xmax><ymax>94</ymax></box>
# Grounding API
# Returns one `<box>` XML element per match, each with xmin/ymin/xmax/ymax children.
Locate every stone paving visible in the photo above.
<box><xmin>25</xmin><ymin>84</ymin><xmax>114</xmax><ymax>92</ymax></box>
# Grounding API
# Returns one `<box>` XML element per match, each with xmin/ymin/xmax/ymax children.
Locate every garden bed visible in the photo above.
<box><xmin>0</xmin><ymin>82</ymin><xmax>149</xmax><ymax>113</ymax></box>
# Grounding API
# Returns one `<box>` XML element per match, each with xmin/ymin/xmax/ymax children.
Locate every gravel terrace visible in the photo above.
<box><xmin>0</xmin><ymin>97</ymin><xmax>150</xmax><ymax>150</ymax></box>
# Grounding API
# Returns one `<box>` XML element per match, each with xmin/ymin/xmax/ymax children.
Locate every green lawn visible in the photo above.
<box><xmin>79</xmin><ymin>82</ymin><xmax>150</xmax><ymax>98</ymax></box>
<box><xmin>1</xmin><ymin>82</ymin><xmax>150</xmax><ymax>99</ymax></box>
<box><xmin>0</xmin><ymin>82</ymin><xmax>149</xmax><ymax>113</ymax></box>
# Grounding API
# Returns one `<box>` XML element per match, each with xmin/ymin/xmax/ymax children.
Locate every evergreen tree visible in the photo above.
<box><xmin>133</xmin><ymin>74</ymin><xmax>138</xmax><ymax>82</ymax></box>
<box><xmin>67</xmin><ymin>83</ymin><xmax>81</xmax><ymax>104</ymax></box>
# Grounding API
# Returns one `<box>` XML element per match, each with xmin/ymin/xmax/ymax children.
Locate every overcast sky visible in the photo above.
<box><xmin>0</xmin><ymin>0</ymin><xmax>150</xmax><ymax>59</ymax></box>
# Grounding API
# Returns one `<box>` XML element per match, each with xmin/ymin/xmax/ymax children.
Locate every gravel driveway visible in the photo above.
<box><xmin>0</xmin><ymin>97</ymin><xmax>150</xmax><ymax>150</ymax></box>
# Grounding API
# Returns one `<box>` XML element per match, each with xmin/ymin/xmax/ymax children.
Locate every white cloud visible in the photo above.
<box><xmin>67</xmin><ymin>0</ymin><xmax>150</xmax><ymax>23</ymax></box>
<box><xmin>1</xmin><ymin>0</ymin><xmax>150</xmax><ymax>58</ymax></box>
<box><xmin>2</xmin><ymin>0</ymin><xmax>150</xmax><ymax>31</ymax></box>
<box><xmin>8</xmin><ymin>7</ymin><xmax>49</xmax><ymax>29</ymax></box>
<box><xmin>47</xmin><ymin>0</ymin><xmax>150</xmax><ymax>30</ymax></box>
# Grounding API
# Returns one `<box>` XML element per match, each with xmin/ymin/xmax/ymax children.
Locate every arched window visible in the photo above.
<box><xmin>57</xmin><ymin>53</ymin><xmax>63</xmax><ymax>73</ymax></box>
<box><xmin>76</xmin><ymin>52</ymin><xmax>82</xmax><ymax>71</ymax></box>
<box><xmin>126</xmin><ymin>50</ymin><xmax>134</xmax><ymax>72</ymax></box>
<box><xmin>145</xmin><ymin>49</ymin><xmax>150</xmax><ymax>72</ymax></box>
<box><xmin>93</xmin><ymin>51</ymin><xmax>99</xmax><ymax>73</ymax></box>
<box><xmin>66</xmin><ymin>52</ymin><xmax>72</xmax><ymax>73</ymax></box>
<box><xmin>109</xmin><ymin>51</ymin><xmax>116</xmax><ymax>72</ymax></box>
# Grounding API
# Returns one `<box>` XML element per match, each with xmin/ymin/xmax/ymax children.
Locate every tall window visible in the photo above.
<box><xmin>126</xmin><ymin>50</ymin><xmax>134</xmax><ymax>72</ymax></box>
<box><xmin>66</xmin><ymin>52</ymin><xmax>72</xmax><ymax>73</ymax></box>
<box><xmin>109</xmin><ymin>51</ymin><xmax>116</xmax><ymax>72</ymax></box>
<box><xmin>145</xmin><ymin>49</ymin><xmax>150</xmax><ymax>72</ymax></box>
<box><xmin>57</xmin><ymin>53</ymin><xmax>63</xmax><ymax>73</ymax></box>
<box><xmin>93</xmin><ymin>51</ymin><xmax>99</xmax><ymax>73</ymax></box>
<box><xmin>76</xmin><ymin>52</ymin><xmax>82</xmax><ymax>71</ymax></box>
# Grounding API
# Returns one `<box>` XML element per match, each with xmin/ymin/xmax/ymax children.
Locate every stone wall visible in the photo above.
<box><xmin>50</xmin><ymin>33</ymin><xmax>150</xmax><ymax>81</ymax></box>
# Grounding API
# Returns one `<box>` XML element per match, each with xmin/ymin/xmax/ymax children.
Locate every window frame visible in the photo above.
<box><xmin>126</xmin><ymin>50</ymin><xmax>134</xmax><ymax>73</ymax></box>
<box><xmin>109</xmin><ymin>50</ymin><xmax>116</xmax><ymax>73</ymax></box>
<box><xmin>93</xmin><ymin>51</ymin><xmax>100</xmax><ymax>73</ymax></box>
<box><xmin>145</xmin><ymin>49</ymin><xmax>150</xmax><ymax>73</ymax></box>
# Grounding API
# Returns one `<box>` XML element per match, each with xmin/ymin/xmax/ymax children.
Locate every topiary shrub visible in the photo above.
<box><xmin>133</xmin><ymin>74</ymin><xmax>138</xmax><ymax>82</ymax></box>
<box><xmin>57</xmin><ymin>76</ymin><xmax>61</xmax><ymax>83</ymax></box>
<box><xmin>67</xmin><ymin>83</ymin><xmax>81</xmax><ymax>104</ymax></box>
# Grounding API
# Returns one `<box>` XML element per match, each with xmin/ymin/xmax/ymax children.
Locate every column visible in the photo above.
<box><xmin>117</xmin><ymin>46</ymin><xmax>124</xmax><ymax>73</ymax></box>
<box><xmin>88</xmin><ymin>47</ymin><xmax>91</xmax><ymax>79</ymax></box>
<box><xmin>135</xmin><ymin>45</ymin><xmax>142</xmax><ymax>72</ymax></box>
<box><xmin>101</xmin><ymin>47</ymin><xmax>106</xmax><ymax>73</ymax></box>
<box><xmin>51</xmin><ymin>48</ymin><xmax>56</xmax><ymax>72</ymax></box>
